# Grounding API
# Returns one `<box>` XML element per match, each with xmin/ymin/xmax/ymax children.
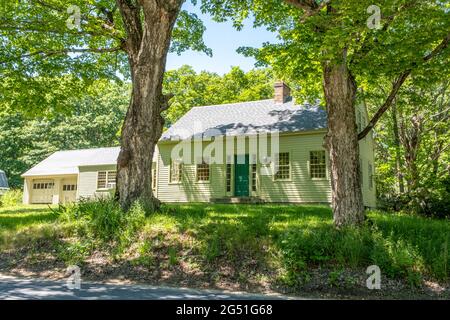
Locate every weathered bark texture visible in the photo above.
<box><xmin>323</xmin><ymin>61</ymin><xmax>365</xmax><ymax>227</ymax></box>
<box><xmin>116</xmin><ymin>0</ymin><xmax>183</xmax><ymax>211</ymax></box>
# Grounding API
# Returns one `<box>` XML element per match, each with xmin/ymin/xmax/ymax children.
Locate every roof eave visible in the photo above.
<box><xmin>158</xmin><ymin>128</ymin><xmax>327</xmax><ymax>144</ymax></box>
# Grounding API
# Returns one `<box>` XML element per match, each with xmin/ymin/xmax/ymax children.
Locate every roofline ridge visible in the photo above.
<box><xmin>54</xmin><ymin>146</ymin><xmax>120</xmax><ymax>153</ymax></box>
<box><xmin>191</xmin><ymin>98</ymin><xmax>274</xmax><ymax>109</ymax></box>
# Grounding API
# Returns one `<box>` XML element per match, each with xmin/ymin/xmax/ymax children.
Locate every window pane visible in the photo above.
<box><xmin>226</xmin><ymin>164</ymin><xmax>231</xmax><ymax>192</ymax></box>
<box><xmin>107</xmin><ymin>171</ymin><xmax>116</xmax><ymax>184</ymax></box>
<box><xmin>152</xmin><ymin>169</ymin><xmax>157</xmax><ymax>190</ymax></box>
<box><xmin>310</xmin><ymin>151</ymin><xmax>326</xmax><ymax>178</ymax></box>
<box><xmin>170</xmin><ymin>161</ymin><xmax>182</xmax><ymax>182</ymax></box>
<box><xmin>97</xmin><ymin>171</ymin><xmax>107</xmax><ymax>189</ymax></box>
<box><xmin>274</xmin><ymin>152</ymin><xmax>290</xmax><ymax>180</ymax></box>
<box><xmin>252</xmin><ymin>164</ymin><xmax>257</xmax><ymax>191</ymax></box>
<box><xmin>197</xmin><ymin>162</ymin><xmax>210</xmax><ymax>181</ymax></box>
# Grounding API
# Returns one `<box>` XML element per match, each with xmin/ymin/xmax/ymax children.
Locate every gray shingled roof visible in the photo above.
<box><xmin>161</xmin><ymin>99</ymin><xmax>327</xmax><ymax>141</ymax></box>
<box><xmin>21</xmin><ymin>147</ymin><xmax>120</xmax><ymax>177</ymax></box>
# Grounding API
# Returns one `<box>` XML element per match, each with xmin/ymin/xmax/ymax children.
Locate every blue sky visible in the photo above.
<box><xmin>166</xmin><ymin>2</ymin><xmax>278</xmax><ymax>75</ymax></box>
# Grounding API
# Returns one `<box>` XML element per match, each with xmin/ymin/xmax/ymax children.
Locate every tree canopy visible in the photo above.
<box><xmin>0</xmin><ymin>0</ymin><xmax>210</xmax><ymax>116</ymax></box>
<box><xmin>163</xmin><ymin>65</ymin><xmax>274</xmax><ymax>125</ymax></box>
<box><xmin>0</xmin><ymin>66</ymin><xmax>273</xmax><ymax>188</ymax></box>
<box><xmin>203</xmin><ymin>0</ymin><xmax>449</xmax><ymax>124</ymax></box>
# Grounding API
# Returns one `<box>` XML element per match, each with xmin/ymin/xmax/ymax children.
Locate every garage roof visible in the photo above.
<box><xmin>22</xmin><ymin>147</ymin><xmax>121</xmax><ymax>177</ymax></box>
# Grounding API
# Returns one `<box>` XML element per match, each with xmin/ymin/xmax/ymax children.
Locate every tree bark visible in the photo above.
<box><xmin>323</xmin><ymin>61</ymin><xmax>365</xmax><ymax>228</ymax></box>
<box><xmin>116</xmin><ymin>0</ymin><xmax>182</xmax><ymax>211</ymax></box>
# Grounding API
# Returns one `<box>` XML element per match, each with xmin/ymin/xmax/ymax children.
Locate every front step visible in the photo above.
<box><xmin>210</xmin><ymin>197</ymin><xmax>265</xmax><ymax>204</ymax></box>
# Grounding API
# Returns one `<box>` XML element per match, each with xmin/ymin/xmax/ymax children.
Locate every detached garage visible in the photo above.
<box><xmin>22</xmin><ymin>147</ymin><xmax>121</xmax><ymax>205</ymax></box>
<box><xmin>22</xmin><ymin>146</ymin><xmax>159</xmax><ymax>205</ymax></box>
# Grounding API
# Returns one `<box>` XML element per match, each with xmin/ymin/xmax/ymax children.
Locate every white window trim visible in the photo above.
<box><xmin>251</xmin><ymin>162</ymin><xmax>259</xmax><ymax>194</ymax></box>
<box><xmin>97</xmin><ymin>170</ymin><xmax>116</xmax><ymax>190</ymax></box>
<box><xmin>225</xmin><ymin>163</ymin><xmax>233</xmax><ymax>195</ymax></box>
<box><xmin>195</xmin><ymin>161</ymin><xmax>211</xmax><ymax>183</ymax></box>
<box><xmin>169</xmin><ymin>160</ymin><xmax>183</xmax><ymax>184</ymax></box>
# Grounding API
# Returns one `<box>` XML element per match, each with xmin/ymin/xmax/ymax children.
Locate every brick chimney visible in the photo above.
<box><xmin>274</xmin><ymin>81</ymin><xmax>291</xmax><ymax>104</ymax></box>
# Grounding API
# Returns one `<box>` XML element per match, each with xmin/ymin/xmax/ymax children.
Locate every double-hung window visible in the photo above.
<box><xmin>310</xmin><ymin>151</ymin><xmax>326</xmax><ymax>179</ymax></box>
<box><xmin>196</xmin><ymin>161</ymin><xmax>210</xmax><ymax>182</ymax></box>
<box><xmin>274</xmin><ymin>152</ymin><xmax>290</xmax><ymax>180</ymax></box>
<box><xmin>98</xmin><ymin>171</ymin><xmax>116</xmax><ymax>189</ymax></box>
<box><xmin>170</xmin><ymin>160</ymin><xmax>182</xmax><ymax>183</ymax></box>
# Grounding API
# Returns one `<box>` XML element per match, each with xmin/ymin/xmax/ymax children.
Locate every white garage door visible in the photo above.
<box><xmin>62</xmin><ymin>181</ymin><xmax>77</xmax><ymax>204</ymax></box>
<box><xmin>31</xmin><ymin>180</ymin><xmax>55</xmax><ymax>204</ymax></box>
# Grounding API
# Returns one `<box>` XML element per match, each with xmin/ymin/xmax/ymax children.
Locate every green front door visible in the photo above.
<box><xmin>234</xmin><ymin>155</ymin><xmax>249</xmax><ymax>197</ymax></box>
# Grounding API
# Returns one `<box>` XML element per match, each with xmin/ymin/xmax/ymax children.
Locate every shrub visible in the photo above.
<box><xmin>0</xmin><ymin>189</ymin><xmax>23</xmax><ymax>207</ymax></box>
<box><xmin>277</xmin><ymin>218</ymin><xmax>441</xmax><ymax>285</ymax></box>
<box><xmin>57</xmin><ymin>198</ymin><xmax>146</xmax><ymax>245</ymax></box>
<box><xmin>378</xmin><ymin>176</ymin><xmax>450</xmax><ymax>218</ymax></box>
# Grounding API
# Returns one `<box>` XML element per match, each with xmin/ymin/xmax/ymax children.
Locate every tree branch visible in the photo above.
<box><xmin>358</xmin><ymin>32</ymin><xmax>450</xmax><ymax>140</ymax></box>
<box><xmin>160</xmin><ymin>93</ymin><xmax>175</xmax><ymax>112</ymax></box>
<box><xmin>0</xmin><ymin>47</ymin><xmax>122</xmax><ymax>65</ymax></box>
<box><xmin>283</xmin><ymin>0</ymin><xmax>326</xmax><ymax>20</ymax></box>
<box><xmin>351</xmin><ymin>1</ymin><xmax>418</xmax><ymax>67</ymax></box>
<box><xmin>283</xmin><ymin>0</ymin><xmax>319</xmax><ymax>11</ymax></box>
<box><xmin>116</xmin><ymin>0</ymin><xmax>143</xmax><ymax>56</ymax></box>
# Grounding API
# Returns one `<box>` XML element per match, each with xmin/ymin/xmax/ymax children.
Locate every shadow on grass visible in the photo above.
<box><xmin>151</xmin><ymin>204</ymin><xmax>449</xmax><ymax>285</ymax></box>
<box><xmin>0</xmin><ymin>206</ymin><xmax>57</xmax><ymax>231</ymax></box>
<box><xmin>2</xmin><ymin>203</ymin><xmax>449</xmax><ymax>292</ymax></box>
<box><xmin>134</xmin><ymin>204</ymin><xmax>335</xmax><ymax>289</ymax></box>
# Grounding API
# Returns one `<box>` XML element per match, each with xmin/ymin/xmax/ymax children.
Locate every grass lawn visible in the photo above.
<box><xmin>0</xmin><ymin>205</ymin><xmax>57</xmax><ymax>231</ymax></box>
<box><xmin>0</xmin><ymin>203</ymin><xmax>449</xmax><ymax>298</ymax></box>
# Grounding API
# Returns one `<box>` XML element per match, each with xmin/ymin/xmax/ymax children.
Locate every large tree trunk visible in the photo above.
<box><xmin>323</xmin><ymin>61</ymin><xmax>365</xmax><ymax>228</ymax></box>
<box><xmin>116</xmin><ymin>0</ymin><xmax>182</xmax><ymax>211</ymax></box>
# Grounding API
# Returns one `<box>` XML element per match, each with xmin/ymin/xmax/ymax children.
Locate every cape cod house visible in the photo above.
<box><xmin>22</xmin><ymin>82</ymin><xmax>376</xmax><ymax>207</ymax></box>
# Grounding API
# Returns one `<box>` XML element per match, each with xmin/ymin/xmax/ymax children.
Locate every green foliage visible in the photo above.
<box><xmin>58</xmin><ymin>198</ymin><xmax>146</xmax><ymax>247</ymax></box>
<box><xmin>277</xmin><ymin>217</ymin><xmax>442</xmax><ymax>286</ymax></box>
<box><xmin>367</xmin><ymin>78</ymin><xmax>450</xmax><ymax>217</ymax></box>
<box><xmin>0</xmin><ymin>189</ymin><xmax>23</xmax><ymax>207</ymax></box>
<box><xmin>163</xmin><ymin>65</ymin><xmax>274</xmax><ymax>125</ymax></box>
<box><xmin>205</xmin><ymin>0</ymin><xmax>449</xmax><ymax>103</ymax></box>
<box><xmin>2</xmin><ymin>204</ymin><xmax>450</xmax><ymax>287</ymax></box>
<box><xmin>149</xmin><ymin>204</ymin><xmax>450</xmax><ymax>282</ymax></box>
<box><xmin>0</xmin><ymin>0</ymin><xmax>210</xmax><ymax>116</ymax></box>
<box><xmin>57</xmin><ymin>239</ymin><xmax>93</xmax><ymax>266</ymax></box>
<box><xmin>1</xmin><ymin>67</ymin><xmax>272</xmax><ymax>188</ymax></box>
<box><xmin>0</xmin><ymin>81</ymin><xmax>128</xmax><ymax>187</ymax></box>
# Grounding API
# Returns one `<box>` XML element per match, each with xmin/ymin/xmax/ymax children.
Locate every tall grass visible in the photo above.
<box><xmin>2</xmin><ymin>203</ymin><xmax>449</xmax><ymax>286</ymax></box>
<box><xmin>148</xmin><ymin>204</ymin><xmax>450</xmax><ymax>284</ymax></box>
<box><xmin>59</xmin><ymin>198</ymin><xmax>145</xmax><ymax>238</ymax></box>
<box><xmin>0</xmin><ymin>190</ymin><xmax>23</xmax><ymax>207</ymax></box>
